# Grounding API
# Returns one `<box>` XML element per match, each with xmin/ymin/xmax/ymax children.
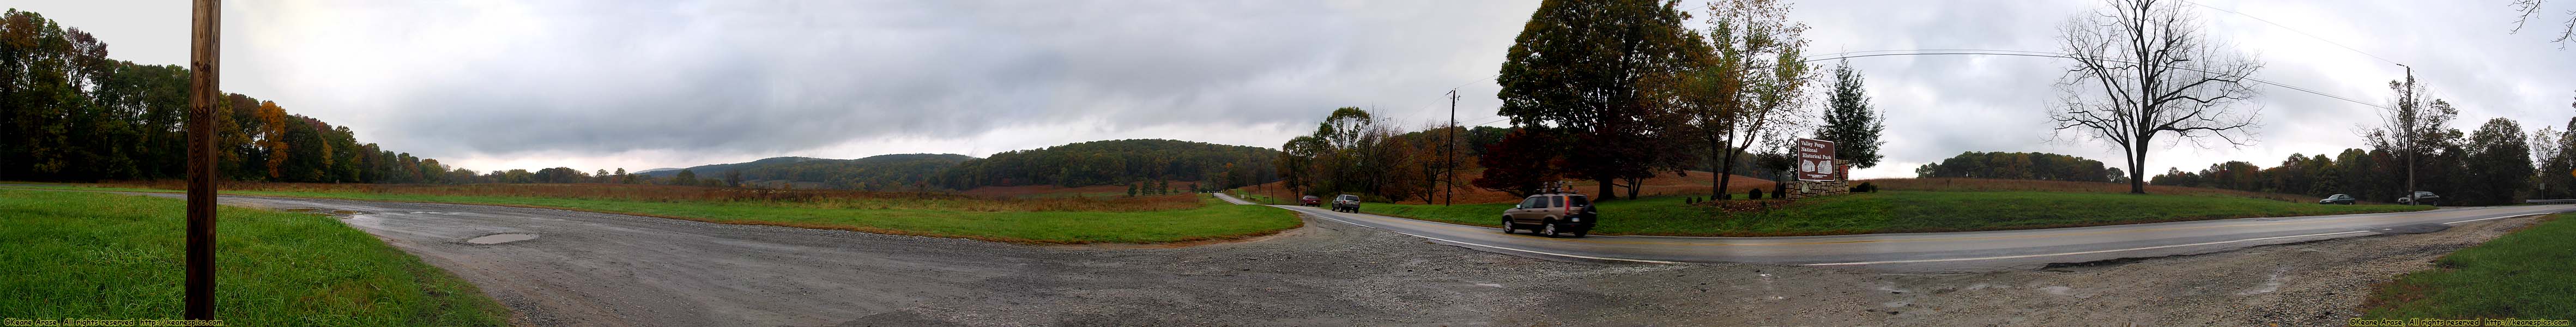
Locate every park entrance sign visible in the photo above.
<box><xmin>1783</xmin><ymin>138</ymin><xmax>1851</xmax><ymax>199</ymax></box>
<box><xmin>1795</xmin><ymin>138</ymin><xmax>1837</xmax><ymax>181</ymax></box>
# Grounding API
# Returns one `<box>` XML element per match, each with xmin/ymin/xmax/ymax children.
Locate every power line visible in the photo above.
<box><xmin>2178</xmin><ymin>0</ymin><xmax>2402</xmax><ymax>65</ymax></box>
<box><xmin>1785</xmin><ymin>49</ymin><xmax>2393</xmax><ymax>111</ymax></box>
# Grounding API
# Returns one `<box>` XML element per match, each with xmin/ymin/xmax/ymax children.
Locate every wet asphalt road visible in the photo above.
<box><xmin>132</xmin><ymin>193</ymin><xmax>1704</xmax><ymax>326</ymax></box>
<box><xmin>93</xmin><ymin>191</ymin><xmax>2569</xmax><ymax>326</ymax></box>
<box><xmin>1218</xmin><ymin>193</ymin><xmax>2576</xmax><ymax>271</ymax></box>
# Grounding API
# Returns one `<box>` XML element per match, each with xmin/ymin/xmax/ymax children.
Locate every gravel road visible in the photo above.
<box><xmin>156</xmin><ymin>193</ymin><xmax>2536</xmax><ymax>326</ymax></box>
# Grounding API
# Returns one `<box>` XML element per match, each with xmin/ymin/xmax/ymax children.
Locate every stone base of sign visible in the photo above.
<box><xmin>1783</xmin><ymin>180</ymin><xmax>1851</xmax><ymax>199</ymax></box>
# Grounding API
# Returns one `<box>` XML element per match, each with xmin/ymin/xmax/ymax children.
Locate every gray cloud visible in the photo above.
<box><xmin>16</xmin><ymin>0</ymin><xmax>2573</xmax><ymax>174</ymax></box>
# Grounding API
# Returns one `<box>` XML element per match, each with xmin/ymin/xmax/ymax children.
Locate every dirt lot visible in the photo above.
<box><xmin>178</xmin><ymin>193</ymin><xmax>2527</xmax><ymax>326</ymax></box>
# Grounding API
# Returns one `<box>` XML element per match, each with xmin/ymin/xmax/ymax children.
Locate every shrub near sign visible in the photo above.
<box><xmin>1795</xmin><ymin>138</ymin><xmax>1837</xmax><ymax>181</ymax></box>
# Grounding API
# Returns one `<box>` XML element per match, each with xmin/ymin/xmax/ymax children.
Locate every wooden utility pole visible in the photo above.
<box><xmin>1444</xmin><ymin>89</ymin><xmax>1459</xmax><ymax>206</ymax></box>
<box><xmin>2399</xmin><ymin>64</ymin><xmax>2415</xmax><ymax>204</ymax></box>
<box><xmin>185</xmin><ymin>0</ymin><xmax>220</xmax><ymax>320</ymax></box>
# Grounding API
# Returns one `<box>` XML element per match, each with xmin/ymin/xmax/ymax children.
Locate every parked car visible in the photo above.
<box><xmin>1300</xmin><ymin>195</ymin><xmax>1321</xmax><ymax>207</ymax></box>
<box><xmin>2318</xmin><ymin>194</ymin><xmax>2356</xmax><ymax>205</ymax></box>
<box><xmin>1501</xmin><ymin>192</ymin><xmax>1594</xmax><ymax>237</ymax></box>
<box><xmin>2397</xmin><ymin>191</ymin><xmax>2443</xmax><ymax>206</ymax></box>
<box><xmin>1331</xmin><ymin>195</ymin><xmax>1362</xmax><ymax>213</ymax></box>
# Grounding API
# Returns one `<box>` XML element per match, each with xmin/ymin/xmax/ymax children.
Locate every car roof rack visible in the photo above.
<box><xmin>1538</xmin><ymin>180</ymin><xmax>1580</xmax><ymax>196</ymax></box>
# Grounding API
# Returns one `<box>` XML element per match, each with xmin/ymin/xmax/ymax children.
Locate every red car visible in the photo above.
<box><xmin>1300</xmin><ymin>196</ymin><xmax>1322</xmax><ymax>207</ymax></box>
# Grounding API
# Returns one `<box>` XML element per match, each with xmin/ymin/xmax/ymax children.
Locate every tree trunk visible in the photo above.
<box><xmin>1624</xmin><ymin>177</ymin><xmax>1642</xmax><ymax>199</ymax></box>
<box><xmin>1715</xmin><ymin>150</ymin><xmax>1740</xmax><ymax>200</ymax></box>
<box><xmin>2128</xmin><ymin>135</ymin><xmax>2150</xmax><ymax>194</ymax></box>
<box><xmin>1596</xmin><ymin>177</ymin><xmax>1616</xmax><ymax>201</ymax></box>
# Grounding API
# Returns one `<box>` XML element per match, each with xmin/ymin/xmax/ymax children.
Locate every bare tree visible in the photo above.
<box><xmin>2362</xmin><ymin>73</ymin><xmax>2457</xmax><ymax>202</ymax></box>
<box><xmin>2513</xmin><ymin>0</ymin><xmax>2576</xmax><ymax>46</ymax></box>
<box><xmin>2049</xmin><ymin>0</ymin><xmax>2265</xmax><ymax>194</ymax></box>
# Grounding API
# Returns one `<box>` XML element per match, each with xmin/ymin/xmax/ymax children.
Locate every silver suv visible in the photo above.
<box><xmin>1331</xmin><ymin>195</ymin><xmax>1362</xmax><ymax>213</ymax></box>
<box><xmin>1501</xmin><ymin>192</ymin><xmax>1594</xmax><ymax>237</ymax></box>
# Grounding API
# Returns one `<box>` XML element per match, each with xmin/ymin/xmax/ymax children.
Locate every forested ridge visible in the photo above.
<box><xmin>622</xmin><ymin>140</ymin><xmax>1279</xmax><ymax>191</ymax></box>
<box><xmin>636</xmin><ymin>154</ymin><xmax>971</xmax><ymax>191</ymax></box>
<box><xmin>0</xmin><ymin>10</ymin><xmax>453</xmax><ymax>183</ymax></box>
<box><xmin>933</xmin><ymin>139</ymin><xmax>1279</xmax><ymax>190</ymax></box>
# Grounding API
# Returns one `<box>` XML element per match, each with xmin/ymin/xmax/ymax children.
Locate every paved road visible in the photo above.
<box><xmin>76</xmin><ymin>191</ymin><xmax>2560</xmax><ymax>326</ymax></box>
<box><xmin>1214</xmin><ymin>193</ymin><xmax>2576</xmax><ymax>271</ymax></box>
<box><xmin>129</xmin><ymin>192</ymin><xmax>1730</xmax><ymax>326</ymax></box>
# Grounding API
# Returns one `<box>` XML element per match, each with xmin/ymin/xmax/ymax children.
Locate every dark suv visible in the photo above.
<box><xmin>1331</xmin><ymin>195</ymin><xmax>1362</xmax><ymax>213</ymax></box>
<box><xmin>2397</xmin><ymin>191</ymin><xmax>2442</xmax><ymax>206</ymax></box>
<box><xmin>1501</xmin><ymin>192</ymin><xmax>1594</xmax><ymax>237</ymax></box>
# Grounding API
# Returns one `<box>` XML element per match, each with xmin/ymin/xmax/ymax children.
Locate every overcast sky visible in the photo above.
<box><xmin>14</xmin><ymin>0</ymin><xmax>2575</xmax><ymax>178</ymax></box>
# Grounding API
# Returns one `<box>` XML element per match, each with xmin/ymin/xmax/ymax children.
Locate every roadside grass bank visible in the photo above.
<box><xmin>1867</xmin><ymin>178</ymin><xmax>2357</xmax><ymax>203</ymax></box>
<box><xmin>0</xmin><ymin>189</ymin><xmax>510</xmax><ymax>326</ymax></box>
<box><xmin>1357</xmin><ymin>191</ymin><xmax>2428</xmax><ymax>237</ymax></box>
<box><xmin>2360</xmin><ymin>214</ymin><xmax>2576</xmax><ymax>319</ymax></box>
<box><xmin>5</xmin><ymin>183</ymin><xmax>1300</xmax><ymax>244</ymax></box>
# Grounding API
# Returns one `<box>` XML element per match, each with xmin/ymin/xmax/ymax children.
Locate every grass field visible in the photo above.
<box><xmin>1358</xmin><ymin>190</ymin><xmax>2429</xmax><ymax>237</ymax></box>
<box><xmin>2361</xmin><ymin>214</ymin><xmax>2576</xmax><ymax>319</ymax></box>
<box><xmin>7</xmin><ymin>183</ymin><xmax>1301</xmax><ymax>244</ymax></box>
<box><xmin>0</xmin><ymin>189</ymin><xmax>511</xmax><ymax>326</ymax></box>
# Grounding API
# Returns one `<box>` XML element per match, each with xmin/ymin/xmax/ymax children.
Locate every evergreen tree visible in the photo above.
<box><xmin>1817</xmin><ymin>60</ymin><xmax>1886</xmax><ymax>168</ymax></box>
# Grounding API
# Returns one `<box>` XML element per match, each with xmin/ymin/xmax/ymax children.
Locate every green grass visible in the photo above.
<box><xmin>4</xmin><ymin>185</ymin><xmax>1300</xmax><ymax>244</ymax></box>
<box><xmin>2361</xmin><ymin>214</ymin><xmax>2576</xmax><ymax>319</ymax></box>
<box><xmin>0</xmin><ymin>189</ymin><xmax>510</xmax><ymax>326</ymax></box>
<box><xmin>1360</xmin><ymin>191</ymin><xmax>2430</xmax><ymax>237</ymax></box>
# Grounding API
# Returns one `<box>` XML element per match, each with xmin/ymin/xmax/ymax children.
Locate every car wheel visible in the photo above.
<box><xmin>1502</xmin><ymin>220</ymin><xmax>1518</xmax><ymax>233</ymax></box>
<box><xmin>1572</xmin><ymin>229</ymin><xmax>1588</xmax><ymax>238</ymax></box>
<box><xmin>1541</xmin><ymin>221</ymin><xmax>1560</xmax><ymax>237</ymax></box>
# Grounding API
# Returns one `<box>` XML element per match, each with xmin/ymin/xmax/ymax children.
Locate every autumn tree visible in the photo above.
<box><xmin>255</xmin><ymin>101</ymin><xmax>291</xmax><ymax>179</ymax></box>
<box><xmin>1472</xmin><ymin>128</ymin><xmax>1565</xmax><ymax>197</ymax></box>
<box><xmin>2048</xmin><ymin>0</ymin><xmax>2265</xmax><ymax>194</ymax></box>
<box><xmin>1496</xmin><ymin>0</ymin><xmax>1704</xmax><ymax>200</ymax></box>
<box><xmin>1651</xmin><ymin>0</ymin><xmax>1815</xmax><ymax>199</ymax></box>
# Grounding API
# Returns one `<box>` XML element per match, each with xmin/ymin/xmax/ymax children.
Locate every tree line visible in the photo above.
<box><xmin>1274</xmin><ymin>107</ymin><xmax>1474</xmax><ymax>203</ymax></box>
<box><xmin>1271</xmin><ymin>0</ymin><xmax>1895</xmax><ymax>202</ymax></box>
<box><xmin>934</xmin><ymin>139</ymin><xmax>1280</xmax><ymax>191</ymax></box>
<box><xmin>1</xmin><ymin>10</ymin><xmax>455</xmax><ymax>184</ymax></box>
<box><xmin>1394</xmin><ymin>0</ymin><xmax>1890</xmax><ymax>202</ymax></box>
<box><xmin>1913</xmin><ymin>152</ymin><xmax>2125</xmax><ymax>183</ymax></box>
<box><xmin>2150</xmin><ymin>117</ymin><xmax>2572</xmax><ymax>206</ymax></box>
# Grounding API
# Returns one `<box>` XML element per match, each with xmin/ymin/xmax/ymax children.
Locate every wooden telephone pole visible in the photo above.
<box><xmin>1445</xmin><ymin>89</ymin><xmax>1459</xmax><ymax>206</ymax></box>
<box><xmin>186</xmin><ymin>0</ymin><xmax>220</xmax><ymax>320</ymax></box>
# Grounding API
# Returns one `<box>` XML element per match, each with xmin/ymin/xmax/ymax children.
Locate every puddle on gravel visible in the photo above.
<box><xmin>467</xmin><ymin>233</ymin><xmax>539</xmax><ymax>244</ymax></box>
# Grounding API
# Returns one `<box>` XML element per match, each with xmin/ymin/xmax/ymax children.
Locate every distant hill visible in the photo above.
<box><xmin>933</xmin><ymin>139</ymin><xmax>1280</xmax><ymax>190</ymax></box>
<box><xmin>636</xmin><ymin>156</ymin><xmax>832</xmax><ymax>178</ymax></box>
<box><xmin>643</xmin><ymin>154</ymin><xmax>973</xmax><ymax>191</ymax></box>
<box><xmin>633</xmin><ymin>139</ymin><xmax>1280</xmax><ymax>192</ymax></box>
<box><xmin>634</xmin><ymin>168</ymin><xmax>681</xmax><ymax>174</ymax></box>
